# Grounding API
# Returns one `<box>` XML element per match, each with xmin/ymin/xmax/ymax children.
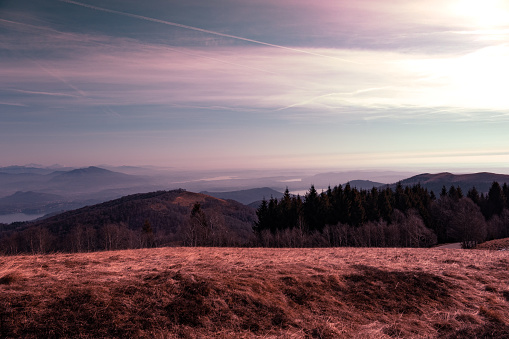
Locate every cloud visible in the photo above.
<box><xmin>3</xmin><ymin>27</ymin><xmax>509</xmax><ymax>125</ymax></box>
<box><xmin>8</xmin><ymin>89</ymin><xmax>80</xmax><ymax>98</ymax></box>
<box><xmin>0</xmin><ymin>101</ymin><xmax>26</xmax><ymax>107</ymax></box>
<box><xmin>59</xmin><ymin>0</ymin><xmax>357</xmax><ymax>63</ymax></box>
<box><xmin>2</xmin><ymin>0</ymin><xmax>509</xmax><ymax>171</ymax></box>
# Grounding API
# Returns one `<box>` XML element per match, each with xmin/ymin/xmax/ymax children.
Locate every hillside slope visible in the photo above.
<box><xmin>0</xmin><ymin>190</ymin><xmax>256</xmax><ymax>253</ymax></box>
<box><xmin>0</xmin><ymin>247</ymin><xmax>508</xmax><ymax>338</ymax></box>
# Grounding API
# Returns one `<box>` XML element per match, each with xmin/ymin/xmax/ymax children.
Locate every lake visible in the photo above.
<box><xmin>0</xmin><ymin>213</ymin><xmax>46</xmax><ymax>224</ymax></box>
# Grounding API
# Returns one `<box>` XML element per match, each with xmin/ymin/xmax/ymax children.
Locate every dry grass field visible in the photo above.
<box><xmin>476</xmin><ymin>238</ymin><xmax>509</xmax><ymax>251</ymax></box>
<box><xmin>1</xmin><ymin>246</ymin><xmax>509</xmax><ymax>338</ymax></box>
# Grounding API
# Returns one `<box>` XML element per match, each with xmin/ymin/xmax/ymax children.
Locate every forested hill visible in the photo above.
<box><xmin>254</xmin><ymin>181</ymin><xmax>509</xmax><ymax>248</ymax></box>
<box><xmin>0</xmin><ymin>190</ymin><xmax>256</xmax><ymax>254</ymax></box>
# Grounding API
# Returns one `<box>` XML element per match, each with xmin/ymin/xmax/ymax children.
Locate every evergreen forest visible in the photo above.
<box><xmin>254</xmin><ymin>182</ymin><xmax>509</xmax><ymax>249</ymax></box>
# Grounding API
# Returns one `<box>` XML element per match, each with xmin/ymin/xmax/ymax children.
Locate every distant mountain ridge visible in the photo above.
<box><xmin>0</xmin><ymin>166</ymin><xmax>156</xmax><ymax>216</ymax></box>
<box><xmin>301</xmin><ymin>171</ymin><xmax>414</xmax><ymax>188</ymax></box>
<box><xmin>0</xmin><ymin>166</ymin><xmax>56</xmax><ymax>175</ymax></box>
<box><xmin>346</xmin><ymin>180</ymin><xmax>386</xmax><ymax>190</ymax></box>
<box><xmin>397</xmin><ymin>172</ymin><xmax>509</xmax><ymax>194</ymax></box>
<box><xmin>200</xmin><ymin>187</ymin><xmax>284</xmax><ymax>205</ymax></box>
<box><xmin>1</xmin><ymin>165</ymin><xmax>509</xmax><ymax>220</ymax></box>
<box><xmin>48</xmin><ymin>166</ymin><xmax>141</xmax><ymax>189</ymax></box>
<box><xmin>0</xmin><ymin>166</ymin><xmax>143</xmax><ymax>195</ymax></box>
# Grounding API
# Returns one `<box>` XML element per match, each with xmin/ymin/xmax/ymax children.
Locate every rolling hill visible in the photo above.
<box><xmin>346</xmin><ymin>180</ymin><xmax>386</xmax><ymax>190</ymax></box>
<box><xmin>0</xmin><ymin>190</ymin><xmax>257</xmax><ymax>253</ymax></box>
<box><xmin>200</xmin><ymin>187</ymin><xmax>284</xmax><ymax>205</ymax></box>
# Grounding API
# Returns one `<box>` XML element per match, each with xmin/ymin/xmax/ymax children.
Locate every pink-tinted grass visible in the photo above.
<box><xmin>1</xmin><ymin>247</ymin><xmax>508</xmax><ymax>338</ymax></box>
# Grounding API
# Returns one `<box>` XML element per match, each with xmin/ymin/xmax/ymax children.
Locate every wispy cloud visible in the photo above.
<box><xmin>0</xmin><ymin>101</ymin><xmax>26</xmax><ymax>107</ymax></box>
<box><xmin>8</xmin><ymin>89</ymin><xmax>80</xmax><ymax>98</ymax></box>
<box><xmin>59</xmin><ymin>0</ymin><xmax>358</xmax><ymax>64</ymax></box>
<box><xmin>2</xmin><ymin>0</ymin><xmax>509</xmax><ymax>169</ymax></box>
<box><xmin>3</xmin><ymin>34</ymin><xmax>509</xmax><ymax>122</ymax></box>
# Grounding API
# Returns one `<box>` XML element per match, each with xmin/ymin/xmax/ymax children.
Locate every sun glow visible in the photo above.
<box><xmin>452</xmin><ymin>0</ymin><xmax>509</xmax><ymax>27</ymax></box>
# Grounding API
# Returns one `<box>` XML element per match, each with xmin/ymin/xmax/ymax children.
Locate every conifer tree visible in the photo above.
<box><xmin>378</xmin><ymin>187</ymin><xmax>393</xmax><ymax>222</ymax></box>
<box><xmin>448</xmin><ymin>186</ymin><xmax>461</xmax><ymax>202</ymax></box>
<box><xmin>253</xmin><ymin>198</ymin><xmax>269</xmax><ymax>233</ymax></box>
<box><xmin>349</xmin><ymin>189</ymin><xmax>366</xmax><ymax>227</ymax></box>
<box><xmin>486</xmin><ymin>182</ymin><xmax>506</xmax><ymax>218</ymax></box>
<box><xmin>303</xmin><ymin>185</ymin><xmax>322</xmax><ymax>231</ymax></box>
<box><xmin>394</xmin><ymin>182</ymin><xmax>410</xmax><ymax>212</ymax></box>
<box><xmin>440</xmin><ymin>186</ymin><xmax>448</xmax><ymax>198</ymax></box>
<box><xmin>503</xmin><ymin>183</ymin><xmax>509</xmax><ymax>209</ymax></box>
<box><xmin>366</xmin><ymin>187</ymin><xmax>380</xmax><ymax>222</ymax></box>
<box><xmin>467</xmin><ymin>187</ymin><xmax>480</xmax><ymax>206</ymax></box>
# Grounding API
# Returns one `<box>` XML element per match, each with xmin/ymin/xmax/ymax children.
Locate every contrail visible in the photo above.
<box><xmin>59</xmin><ymin>0</ymin><xmax>358</xmax><ymax>64</ymax></box>
<box><xmin>276</xmin><ymin>93</ymin><xmax>339</xmax><ymax>111</ymax></box>
<box><xmin>30</xmin><ymin>59</ymin><xmax>87</xmax><ymax>97</ymax></box>
<box><xmin>275</xmin><ymin>87</ymin><xmax>390</xmax><ymax>111</ymax></box>
<box><xmin>1</xmin><ymin>18</ymin><xmax>280</xmax><ymax>77</ymax></box>
<box><xmin>10</xmin><ymin>89</ymin><xmax>79</xmax><ymax>97</ymax></box>
<box><xmin>0</xmin><ymin>22</ymin><xmax>87</xmax><ymax>98</ymax></box>
<box><xmin>0</xmin><ymin>101</ymin><xmax>26</xmax><ymax>107</ymax></box>
<box><xmin>1</xmin><ymin>17</ymin><xmax>307</xmax><ymax>92</ymax></box>
<box><xmin>160</xmin><ymin>45</ymin><xmax>282</xmax><ymax>77</ymax></box>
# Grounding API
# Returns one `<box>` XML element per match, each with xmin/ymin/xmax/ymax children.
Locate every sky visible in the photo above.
<box><xmin>1</xmin><ymin>0</ymin><xmax>509</xmax><ymax>172</ymax></box>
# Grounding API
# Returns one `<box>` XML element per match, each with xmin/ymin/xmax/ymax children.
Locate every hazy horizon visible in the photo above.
<box><xmin>2</xmin><ymin>0</ymin><xmax>508</xmax><ymax>171</ymax></box>
<box><xmin>2</xmin><ymin>163</ymin><xmax>509</xmax><ymax>177</ymax></box>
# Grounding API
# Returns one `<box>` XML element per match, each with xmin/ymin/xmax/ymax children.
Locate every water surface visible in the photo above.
<box><xmin>0</xmin><ymin>213</ymin><xmax>46</xmax><ymax>224</ymax></box>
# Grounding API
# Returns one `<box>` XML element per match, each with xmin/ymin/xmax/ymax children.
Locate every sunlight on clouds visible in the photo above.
<box><xmin>450</xmin><ymin>0</ymin><xmax>509</xmax><ymax>27</ymax></box>
<box><xmin>264</xmin><ymin>47</ymin><xmax>509</xmax><ymax>116</ymax></box>
<box><xmin>452</xmin><ymin>45</ymin><xmax>509</xmax><ymax>109</ymax></box>
<box><xmin>403</xmin><ymin>45</ymin><xmax>509</xmax><ymax>110</ymax></box>
<box><xmin>3</xmin><ymin>2</ymin><xmax>509</xmax><ymax>120</ymax></box>
<box><xmin>4</xmin><ymin>41</ymin><xmax>509</xmax><ymax>120</ymax></box>
<box><xmin>2</xmin><ymin>0</ymin><xmax>509</xmax><ymax>170</ymax></box>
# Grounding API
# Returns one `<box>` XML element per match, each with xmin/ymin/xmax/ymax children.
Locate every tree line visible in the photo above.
<box><xmin>253</xmin><ymin>182</ymin><xmax>509</xmax><ymax>248</ymax></box>
<box><xmin>1</xmin><ymin>183</ymin><xmax>508</xmax><ymax>254</ymax></box>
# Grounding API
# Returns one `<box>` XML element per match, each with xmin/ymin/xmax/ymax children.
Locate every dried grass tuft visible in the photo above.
<box><xmin>479</xmin><ymin>306</ymin><xmax>507</xmax><ymax>324</ymax></box>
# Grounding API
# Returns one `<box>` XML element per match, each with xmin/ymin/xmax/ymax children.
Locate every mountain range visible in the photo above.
<box><xmin>1</xmin><ymin>165</ymin><xmax>509</xmax><ymax>221</ymax></box>
<box><xmin>0</xmin><ymin>166</ymin><xmax>157</xmax><ymax>216</ymax></box>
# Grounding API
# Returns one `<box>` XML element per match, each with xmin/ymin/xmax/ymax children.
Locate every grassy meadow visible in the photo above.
<box><xmin>1</xmin><ymin>246</ymin><xmax>509</xmax><ymax>338</ymax></box>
